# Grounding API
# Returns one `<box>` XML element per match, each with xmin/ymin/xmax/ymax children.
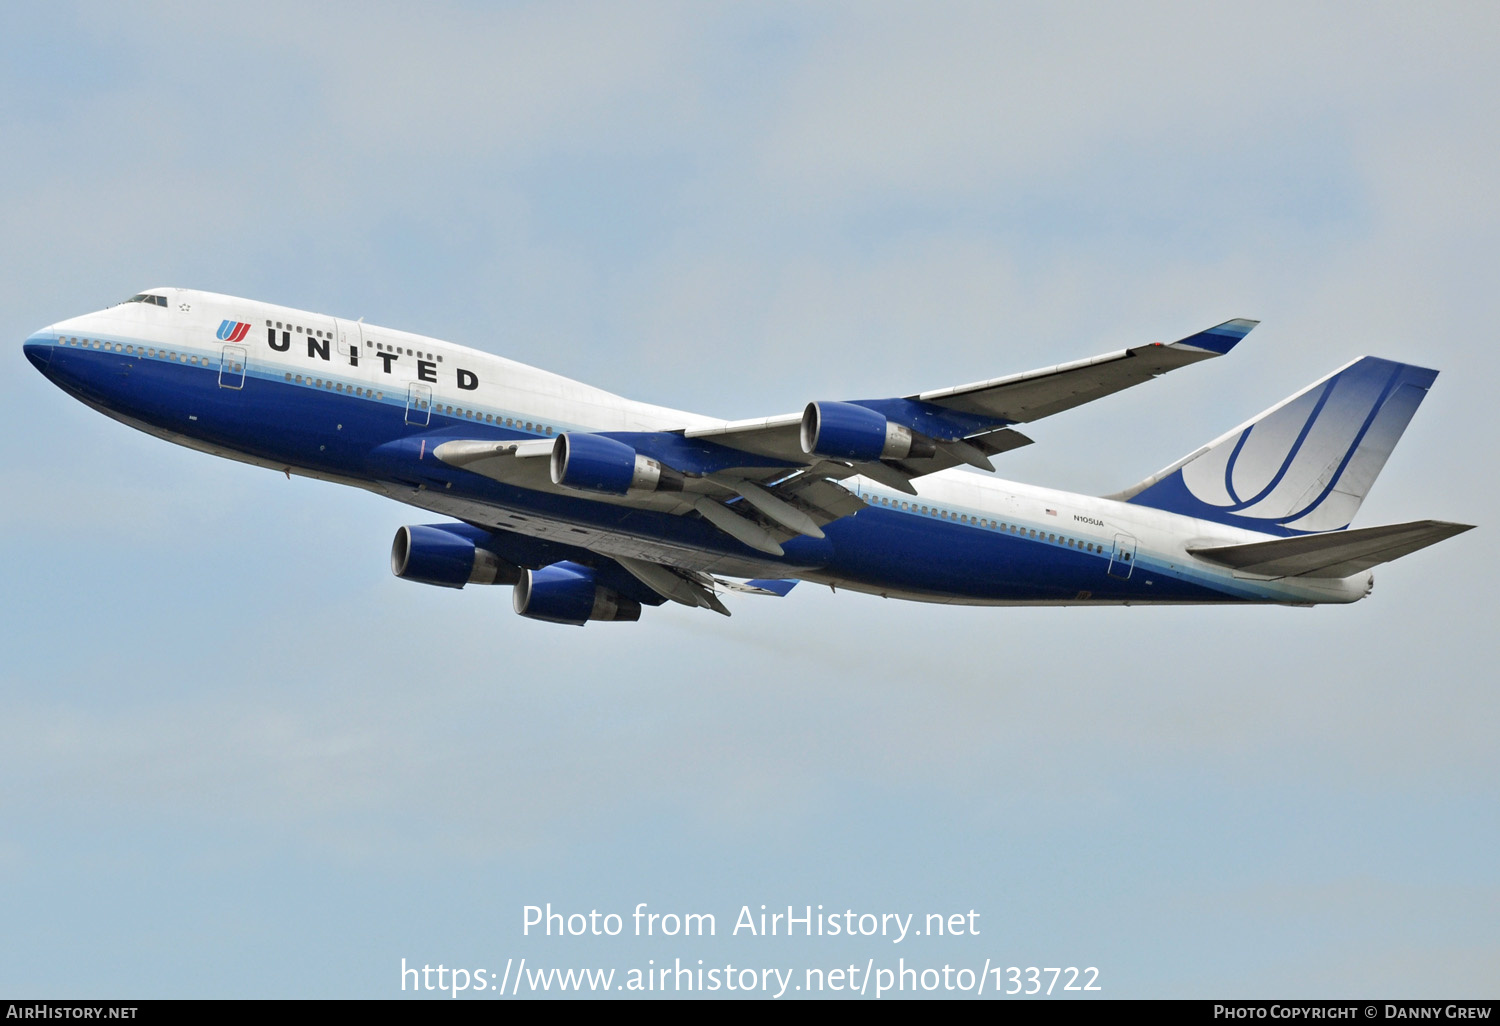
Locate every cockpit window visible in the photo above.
<box><xmin>121</xmin><ymin>293</ymin><xmax>168</xmax><ymax>307</ymax></box>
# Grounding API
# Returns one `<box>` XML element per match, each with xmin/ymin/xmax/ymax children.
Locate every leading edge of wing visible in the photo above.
<box><xmin>685</xmin><ymin>318</ymin><xmax>1257</xmax><ymax>449</ymax></box>
<box><xmin>910</xmin><ymin>318</ymin><xmax>1259</xmax><ymax>424</ymax></box>
<box><xmin>679</xmin><ymin>318</ymin><xmax>1254</xmax><ymax>482</ymax></box>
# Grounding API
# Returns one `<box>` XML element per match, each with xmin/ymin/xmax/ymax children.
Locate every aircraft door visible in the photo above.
<box><xmin>218</xmin><ymin>345</ymin><xmax>247</xmax><ymax>389</ymax></box>
<box><xmin>334</xmin><ymin>317</ymin><xmax>363</xmax><ymax>362</ymax></box>
<box><xmin>406</xmin><ymin>381</ymin><xmax>432</xmax><ymax>426</ymax></box>
<box><xmin>1107</xmin><ymin>532</ymin><xmax>1138</xmax><ymax>580</ymax></box>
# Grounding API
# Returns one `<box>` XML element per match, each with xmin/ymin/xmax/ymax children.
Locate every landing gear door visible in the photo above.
<box><xmin>1107</xmin><ymin>532</ymin><xmax>1138</xmax><ymax>580</ymax></box>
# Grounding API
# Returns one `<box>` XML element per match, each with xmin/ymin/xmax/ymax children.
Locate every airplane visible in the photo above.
<box><xmin>23</xmin><ymin>288</ymin><xmax>1472</xmax><ymax>625</ymax></box>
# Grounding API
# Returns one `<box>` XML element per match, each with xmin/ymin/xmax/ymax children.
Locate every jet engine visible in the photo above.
<box><xmin>513</xmin><ymin>561</ymin><xmax>641</xmax><ymax>625</ymax></box>
<box><xmin>800</xmin><ymin>401</ymin><xmax>937</xmax><ymax>462</ymax></box>
<box><xmin>390</xmin><ymin>524</ymin><xmax>522</xmax><ymax>589</ymax></box>
<box><xmin>550</xmin><ymin>432</ymin><xmax>684</xmax><ymax>495</ymax></box>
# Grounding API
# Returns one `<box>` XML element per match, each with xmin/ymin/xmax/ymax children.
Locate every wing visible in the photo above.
<box><xmin>436</xmin><ymin>319</ymin><xmax>1256</xmax><ymax>559</ymax></box>
<box><xmin>406</xmin><ymin>517</ymin><xmax>799</xmax><ymax>618</ymax></box>
<box><xmin>684</xmin><ymin>318</ymin><xmax>1256</xmax><ymax>484</ymax></box>
<box><xmin>908</xmin><ymin>318</ymin><xmax>1257</xmax><ymax>421</ymax></box>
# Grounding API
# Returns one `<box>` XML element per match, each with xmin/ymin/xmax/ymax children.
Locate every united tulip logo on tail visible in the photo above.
<box><xmin>216</xmin><ymin>320</ymin><xmax>251</xmax><ymax>343</ymax></box>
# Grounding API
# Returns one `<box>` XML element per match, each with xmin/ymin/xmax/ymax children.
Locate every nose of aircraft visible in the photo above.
<box><xmin>23</xmin><ymin>332</ymin><xmax>55</xmax><ymax>372</ymax></box>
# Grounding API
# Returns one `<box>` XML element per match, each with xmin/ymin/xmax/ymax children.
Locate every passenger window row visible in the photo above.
<box><xmin>279</xmin><ymin>373</ymin><xmax>553</xmax><ymax>435</ymax></box>
<box><xmin>281</xmin><ymin>373</ymin><xmax>384</xmax><ymax>400</ymax></box>
<box><xmin>55</xmin><ymin>336</ymin><xmax>549</xmax><ymax>435</ymax></box>
<box><xmin>370</xmin><ymin>340</ymin><xmax>441</xmax><ymax>362</ymax></box>
<box><xmin>438</xmin><ymin>405</ymin><xmax>552</xmax><ymax>434</ymax></box>
<box><xmin>865</xmin><ymin>493</ymin><xmax>1109</xmax><ymax>553</ymax></box>
<box><xmin>267</xmin><ymin>319</ymin><xmax>331</xmax><ymax>340</ymax></box>
<box><xmin>58</xmin><ymin>336</ymin><xmax>209</xmax><ymax>365</ymax></box>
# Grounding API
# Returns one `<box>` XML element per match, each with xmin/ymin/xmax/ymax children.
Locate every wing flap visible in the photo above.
<box><xmin>691</xmin><ymin>495</ymin><xmax>785</xmax><ymax>555</ymax></box>
<box><xmin>728</xmin><ymin>479</ymin><xmax>825</xmax><ymax>538</ymax></box>
<box><xmin>1189</xmin><ymin>520</ymin><xmax>1473</xmax><ymax>578</ymax></box>
<box><xmin>778</xmin><ymin>475</ymin><xmax>867</xmax><ymax>520</ymax></box>
<box><xmin>614</xmin><ymin>555</ymin><xmax>731</xmax><ymax>615</ymax></box>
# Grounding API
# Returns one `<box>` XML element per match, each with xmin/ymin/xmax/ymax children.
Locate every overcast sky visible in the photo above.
<box><xmin>2</xmin><ymin>1</ymin><xmax>1495</xmax><ymax>999</ymax></box>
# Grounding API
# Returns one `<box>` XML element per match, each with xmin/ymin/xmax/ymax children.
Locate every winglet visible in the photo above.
<box><xmin>711</xmin><ymin>577</ymin><xmax>798</xmax><ymax>597</ymax></box>
<box><xmin>711</xmin><ymin>578</ymin><xmax>799</xmax><ymax>597</ymax></box>
<box><xmin>742</xmin><ymin>578</ymin><xmax>798</xmax><ymax>597</ymax></box>
<box><xmin>1170</xmin><ymin>318</ymin><xmax>1259</xmax><ymax>355</ymax></box>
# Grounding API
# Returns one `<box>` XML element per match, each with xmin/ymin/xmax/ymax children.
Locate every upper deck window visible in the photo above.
<box><xmin>121</xmin><ymin>293</ymin><xmax>168</xmax><ymax>307</ymax></box>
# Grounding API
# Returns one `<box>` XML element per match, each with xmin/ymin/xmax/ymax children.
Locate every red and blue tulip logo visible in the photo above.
<box><xmin>216</xmin><ymin>320</ymin><xmax>251</xmax><ymax>343</ymax></box>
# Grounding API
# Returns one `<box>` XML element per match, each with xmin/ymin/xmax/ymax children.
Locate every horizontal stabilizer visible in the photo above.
<box><xmin>1190</xmin><ymin>520</ymin><xmax>1473</xmax><ymax>578</ymax></box>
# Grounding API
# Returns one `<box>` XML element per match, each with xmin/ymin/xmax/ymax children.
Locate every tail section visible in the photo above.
<box><xmin>1115</xmin><ymin>356</ymin><xmax>1439</xmax><ymax>536</ymax></box>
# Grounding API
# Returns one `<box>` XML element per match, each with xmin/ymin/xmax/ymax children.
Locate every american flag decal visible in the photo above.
<box><xmin>1045</xmin><ymin>508</ymin><xmax>1057</xmax><ymax>516</ymax></box>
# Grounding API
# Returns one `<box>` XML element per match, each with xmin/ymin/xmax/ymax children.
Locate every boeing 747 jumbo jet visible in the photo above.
<box><xmin>24</xmin><ymin>289</ymin><xmax>1471</xmax><ymax>625</ymax></box>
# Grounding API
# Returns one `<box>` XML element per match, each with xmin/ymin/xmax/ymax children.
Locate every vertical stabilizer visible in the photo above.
<box><xmin>1115</xmin><ymin>357</ymin><xmax>1438</xmax><ymax>536</ymax></box>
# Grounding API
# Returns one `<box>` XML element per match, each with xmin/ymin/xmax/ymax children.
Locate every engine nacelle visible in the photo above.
<box><xmin>391</xmin><ymin>524</ymin><xmax>521</xmax><ymax>589</ymax></box>
<box><xmin>550</xmin><ymin>432</ymin><xmax>684</xmax><ymax>495</ymax></box>
<box><xmin>800</xmin><ymin>401</ymin><xmax>937</xmax><ymax>462</ymax></box>
<box><xmin>513</xmin><ymin>561</ymin><xmax>642</xmax><ymax>625</ymax></box>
